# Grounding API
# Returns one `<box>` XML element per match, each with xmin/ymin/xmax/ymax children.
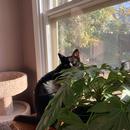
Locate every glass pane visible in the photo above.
<box><xmin>57</xmin><ymin>1</ymin><xmax>130</xmax><ymax>67</ymax></box>
<box><xmin>49</xmin><ymin>0</ymin><xmax>72</xmax><ymax>9</ymax></box>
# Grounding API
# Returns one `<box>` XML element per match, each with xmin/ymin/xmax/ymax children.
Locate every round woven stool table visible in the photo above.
<box><xmin>0</xmin><ymin>71</ymin><xmax>30</xmax><ymax>123</ymax></box>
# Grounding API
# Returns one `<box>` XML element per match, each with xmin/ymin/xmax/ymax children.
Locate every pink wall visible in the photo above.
<box><xmin>19</xmin><ymin>0</ymin><xmax>36</xmax><ymax>71</ymax></box>
<box><xmin>0</xmin><ymin>0</ymin><xmax>37</xmax><ymax>110</ymax></box>
<box><xmin>18</xmin><ymin>0</ymin><xmax>37</xmax><ymax>110</ymax></box>
<box><xmin>0</xmin><ymin>0</ymin><xmax>23</xmax><ymax>71</ymax></box>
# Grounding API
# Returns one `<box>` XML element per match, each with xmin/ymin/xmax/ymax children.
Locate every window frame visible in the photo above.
<box><xmin>47</xmin><ymin>0</ymin><xmax>126</xmax><ymax>19</ymax></box>
<box><xmin>32</xmin><ymin>0</ymin><xmax>48</xmax><ymax>80</ymax></box>
<box><xmin>32</xmin><ymin>0</ymin><xmax>129</xmax><ymax>79</ymax></box>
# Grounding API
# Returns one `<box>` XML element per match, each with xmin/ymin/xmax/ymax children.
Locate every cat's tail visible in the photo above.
<box><xmin>13</xmin><ymin>115</ymin><xmax>39</xmax><ymax>124</ymax></box>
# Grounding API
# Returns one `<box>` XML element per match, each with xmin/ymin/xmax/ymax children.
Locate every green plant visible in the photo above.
<box><xmin>36</xmin><ymin>63</ymin><xmax>130</xmax><ymax>130</ymax></box>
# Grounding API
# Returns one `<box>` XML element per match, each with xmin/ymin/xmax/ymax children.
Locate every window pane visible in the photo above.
<box><xmin>49</xmin><ymin>0</ymin><xmax>72</xmax><ymax>9</ymax></box>
<box><xmin>57</xmin><ymin>1</ymin><xmax>130</xmax><ymax>67</ymax></box>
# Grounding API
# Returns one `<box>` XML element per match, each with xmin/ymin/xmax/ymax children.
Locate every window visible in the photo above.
<box><xmin>49</xmin><ymin>0</ymin><xmax>72</xmax><ymax>9</ymax></box>
<box><xmin>57</xmin><ymin>1</ymin><xmax>130</xmax><ymax>67</ymax></box>
<box><xmin>35</xmin><ymin>0</ymin><xmax>130</xmax><ymax>75</ymax></box>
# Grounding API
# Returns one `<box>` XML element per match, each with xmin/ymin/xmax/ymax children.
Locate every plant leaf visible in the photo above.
<box><xmin>88</xmin><ymin>102</ymin><xmax>111</xmax><ymax>113</ymax></box>
<box><xmin>71</xmin><ymin>79</ymin><xmax>87</xmax><ymax>97</ymax></box>
<box><xmin>87</xmin><ymin>97</ymin><xmax>130</xmax><ymax>130</ymax></box>
<box><xmin>36</xmin><ymin>87</ymin><xmax>66</xmax><ymax>130</ymax></box>
<box><xmin>60</xmin><ymin>125</ymin><xmax>84</xmax><ymax>130</ymax></box>
<box><xmin>57</xmin><ymin>108</ymin><xmax>85</xmax><ymax>128</ymax></box>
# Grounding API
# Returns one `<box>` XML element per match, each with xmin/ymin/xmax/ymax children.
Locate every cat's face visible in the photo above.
<box><xmin>58</xmin><ymin>49</ymin><xmax>80</xmax><ymax>69</ymax></box>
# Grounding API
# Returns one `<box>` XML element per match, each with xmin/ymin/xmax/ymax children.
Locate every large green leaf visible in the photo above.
<box><xmin>107</xmin><ymin>71</ymin><xmax>124</xmax><ymax>84</ymax></box>
<box><xmin>36</xmin><ymin>86</ymin><xmax>67</xmax><ymax>130</ymax></box>
<box><xmin>88</xmin><ymin>97</ymin><xmax>123</xmax><ymax>113</ymax></box>
<box><xmin>87</xmin><ymin>97</ymin><xmax>130</xmax><ymax>130</ymax></box>
<box><xmin>87</xmin><ymin>110</ymin><xmax>130</xmax><ymax>130</ymax></box>
<box><xmin>71</xmin><ymin>79</ymin><xmax>87</xmax><ymax>97</ymax></box>
<box><xmin>104</xmin><ymin>84</ymin><xmax>123</xmax><ymax>95</ymax></box>
<box><xmin>57</xmin><ymin>108</ymin><xmax>85</xmax><ymax>128</ymax></box>
<box><xmin>86</xmin><ymin>114</ymin><xmax>111</xmax><ymax>130</ymax></box>
<box><xmin>58</xmin><ymin>67</ymin><xmax>85</xmax><ymax>81</ymax></box>
<box><xmin>88</xmin><ymin>102</ymin><xmax>111</xmax><ymax>113</ymax></box>
<box><xmin>36</xmin><ymin>100</ymin><xmax>60</xmax><ymax>129</ymax></box>
<box><xmin>62</xmin><ymin>87</ymin><xmax>75</xmax><ymax>108</ymax></box>
<box><xmin>60</xmin><ymin>125</ymin><xmax>84</xmax><ymax>130</ymax></box>
<box><xmin>88</xmin><ymin>77</ymin><xmax>106</xmax><ymax>101</ymax></box>
<box><xmin>89</xmin><ymin>77</ymin><xmax>106</xmax><ymax>90</ymax></box>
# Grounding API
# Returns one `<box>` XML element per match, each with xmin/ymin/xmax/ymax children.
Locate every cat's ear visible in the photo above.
<box><xmin>58</xmin><ymin>53</ymin><xmax>65</xmax><ymax>62</ymax></box>
<box><xmin>72</xmin><ymin>49</ymin><xmax>80</xmax><ymax>59</ymax></box>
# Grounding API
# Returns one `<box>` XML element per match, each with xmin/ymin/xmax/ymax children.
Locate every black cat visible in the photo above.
<box><xmin>14</xmin><ymin>49</ymin><xmax>80</xmax><ymax>124</ymax></box>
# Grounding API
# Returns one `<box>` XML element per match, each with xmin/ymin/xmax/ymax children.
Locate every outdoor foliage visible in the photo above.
<box><xmin>58</xmin><ymin>2</ymin><xmax>130</xmax><ymax>49</ymax></box>
<box><xmin>58</xmin><ymin>2</ymin><xmax>130</xmax><ymax>67</ymax></box>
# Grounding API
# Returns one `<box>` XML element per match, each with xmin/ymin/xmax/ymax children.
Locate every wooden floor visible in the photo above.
<box><xmin>10</xmin><ymin>121</ymin><xmax>36</xmax><ymax>130</ymax></box>
<box><xmin>10</xmin><ymin>121</ymin><xmax>56</xmax><ymax>130</ymax></box>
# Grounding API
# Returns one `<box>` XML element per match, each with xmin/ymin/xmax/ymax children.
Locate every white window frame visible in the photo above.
<box><xmin>32</xmin><ymin>0</ymin><xmax>129</xmax><ymax>79</ymax></box>
<box><xmin>32</xmin><ymin>0</ymin><xmax>48</xmax><ymax>80</ymax></box>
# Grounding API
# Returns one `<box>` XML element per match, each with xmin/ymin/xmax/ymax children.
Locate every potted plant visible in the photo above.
<box><xmin>36</xmin><ymin>63</ymin><xmax>130</xmax><ymax>130</ymax></box>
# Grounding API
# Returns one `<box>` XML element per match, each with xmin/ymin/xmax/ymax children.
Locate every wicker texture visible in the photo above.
<box><xmin>0</xmin><ymin>122</ymin><xmax>12</xmax><ymax>130</ymax></box>
<box><xmin>0</xmin><ymin>72</ymin><xmax>27</xmax><ymax>98</ymax></box>
<box><xmin>0</xmin><ymin>71</ymin><xmax>28</xmax><ymax>116</ymax></box>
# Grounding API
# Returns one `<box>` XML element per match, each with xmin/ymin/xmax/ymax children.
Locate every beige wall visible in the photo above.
<box><xmin>0</xmin><ymin>0</ymin><xmax>37</xmax><ymax>111</ymax></box>
<box><xmin>18</xmin><ymin>0</ymin><xmax>37</xmax><ymax>111</ymax></box>
<box><xmin>0</xmin><ymin>0</ymin><xmax>23</xmax><ymax>71</ymax></box>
